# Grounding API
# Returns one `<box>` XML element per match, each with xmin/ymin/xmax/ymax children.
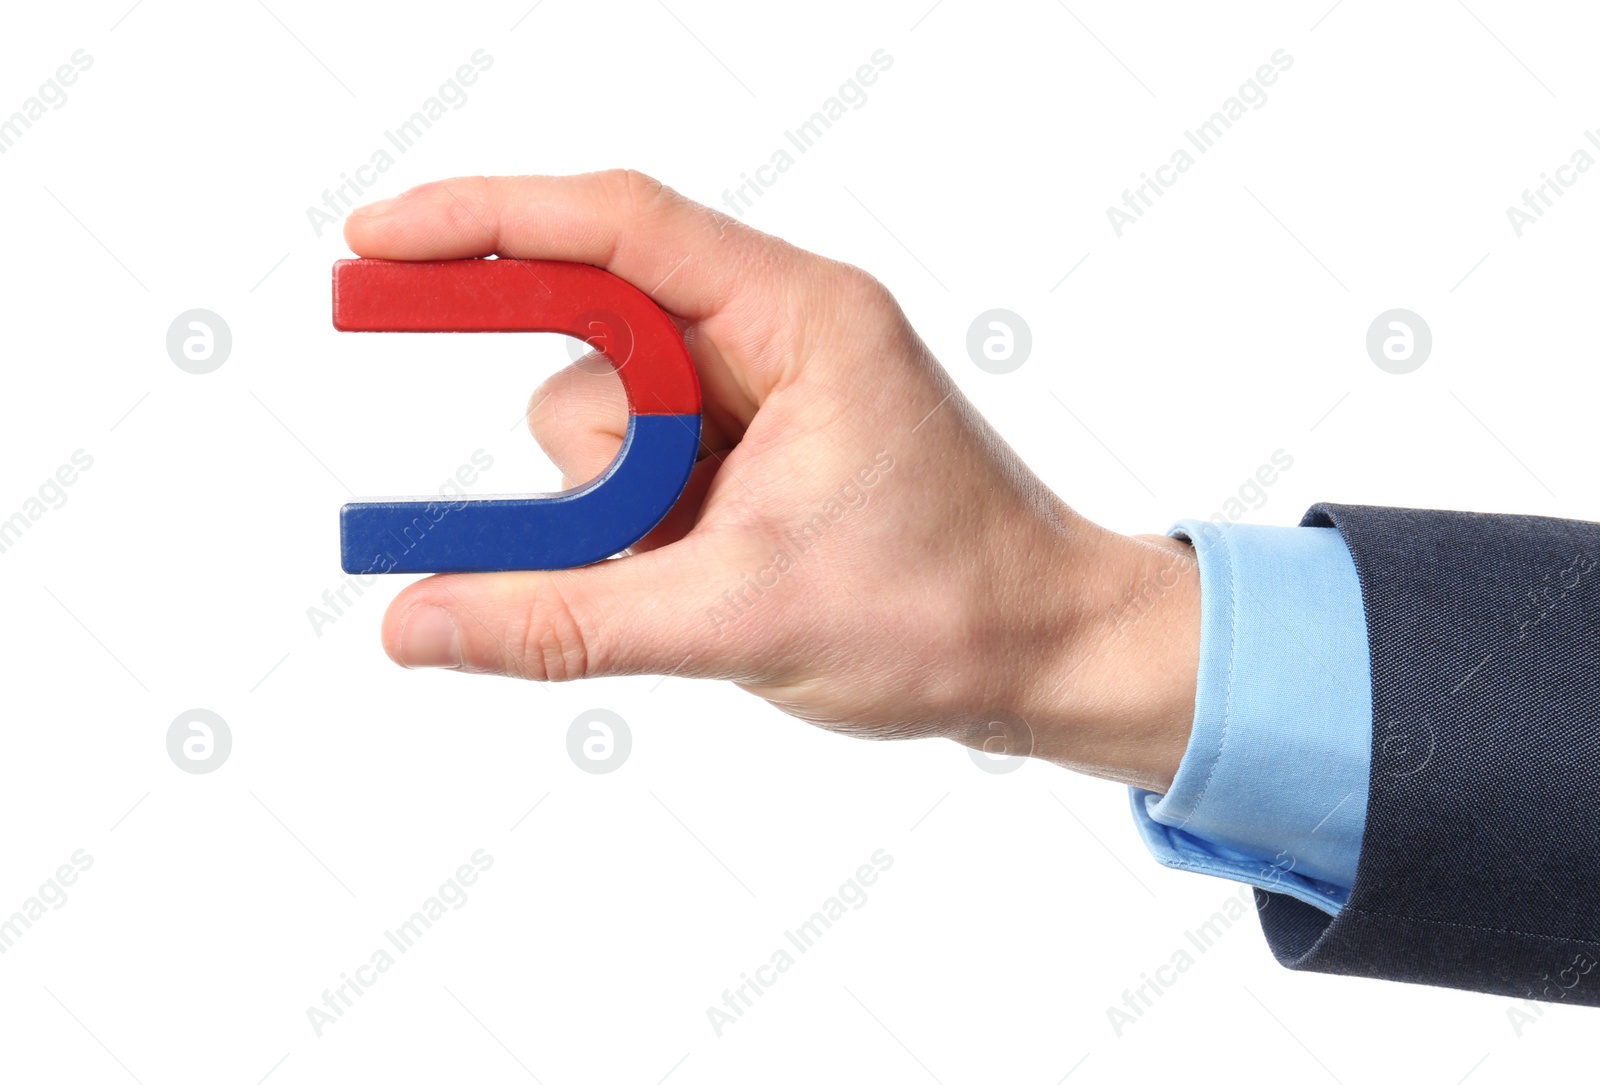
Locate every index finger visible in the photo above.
<box><xmin>343</xmin><ymin>170</ymin><xmax>802</xmax><ymax>323</ymax></box>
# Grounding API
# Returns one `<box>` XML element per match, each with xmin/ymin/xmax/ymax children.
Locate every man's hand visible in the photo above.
<box><xmin>344</xmin><ymin>170</ymin><xmax>1199</xmax><ymax>792</ymax></box>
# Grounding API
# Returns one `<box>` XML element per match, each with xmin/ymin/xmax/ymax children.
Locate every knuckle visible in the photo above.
<box><xmin>422</xmin><ymin>175</ymin><xmax>490</xmax><ymax>221</ymax></box>
<box><xmin>526</xmin><ymin>371</ymin><xmax>625</xmax><ymax>451</ymax></box>
<box><xmin>599</xmin><ymin>168</ymin><xmax>674</xmax><ymax>216</ymax></box>
<box><xmin>809</xmin><ymin>260</ymin><xmax>909</xmax><ymax>349</ymax></box>
<box><xmin>511</xmin><ymin>580</ymin><xmax>595</xmax><ymax>682</ymax></box>
<box><xmin>830</xmin><ymin>260</ymin><xmax>894</xmax><ymax>309</ymax></box>
<box><xmin>525</xmin><ymin>373</ymin><xmax>567</xmax><ymax>439</ymax></box>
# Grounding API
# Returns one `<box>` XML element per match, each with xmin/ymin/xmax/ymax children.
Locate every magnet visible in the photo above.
<box><xmin>332</xmin><ymin>258</ymin><xmax>702</xmax><ymax>574</ymax></box>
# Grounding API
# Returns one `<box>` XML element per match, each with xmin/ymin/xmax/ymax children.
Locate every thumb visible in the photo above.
<box><xmin>381</xmin><ymin>541</ymin><xmax>760</xmax><ymax>681</ymax></box>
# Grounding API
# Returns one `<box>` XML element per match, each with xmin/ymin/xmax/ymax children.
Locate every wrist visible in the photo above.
<box><xmin>1002</xmin><ymin>527</ymin><xmax>1200</xmax><ymax>791</ymax></box>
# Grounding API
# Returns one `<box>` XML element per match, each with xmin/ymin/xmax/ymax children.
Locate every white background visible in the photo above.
<box><xmin>1</xmin><ymin>0</ymin><xmax>1595</xmax><ymax>1081</ymax></box>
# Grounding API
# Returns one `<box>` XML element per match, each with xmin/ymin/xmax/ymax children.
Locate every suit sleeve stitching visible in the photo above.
<box><xmin>1344</xmin><ymin>905</ymin><xmax>1600</xmax><ymax>947</ymax></box>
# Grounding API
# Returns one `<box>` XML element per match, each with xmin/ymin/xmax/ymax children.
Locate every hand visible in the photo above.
<box><xmin>344</xmin><ymin>171</ymin><xmax>1199</xmax><ymax>792</ymax></box>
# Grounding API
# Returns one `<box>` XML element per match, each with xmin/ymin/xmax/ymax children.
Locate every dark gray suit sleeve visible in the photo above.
<box><xmin>1255</xmin><ymin>503</ymin><xmax>1600</xmax><ymax>1005</ymax></box>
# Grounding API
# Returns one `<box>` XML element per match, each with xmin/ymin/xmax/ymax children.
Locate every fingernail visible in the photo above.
<box><xmin>352</xmin><ymin>195</ymin><xmax>402</xmax><ymax>218</ymax></box>
<box><xmin>399</xmin><ymin>605</ymin><xmax>460</xmax><ymax>668</ymax></box>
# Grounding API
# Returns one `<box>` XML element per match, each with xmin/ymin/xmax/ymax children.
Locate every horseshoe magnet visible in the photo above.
<box><xmin>332</xmin><ymin>257</ymin><xmax>702</xmax><ymax>574</ymax></box>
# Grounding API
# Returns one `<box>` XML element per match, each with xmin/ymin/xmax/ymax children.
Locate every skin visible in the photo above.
<box><xmin>344</xmin><ymin>170</ymin><xmax>1200</xmax><ymax>793</ymax></box>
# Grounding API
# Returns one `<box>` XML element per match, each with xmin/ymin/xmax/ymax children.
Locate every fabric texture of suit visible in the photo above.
<box><xmin>1256</xmin><ymin>502</ymin><xmax>1600</xmax><ymax>1005</ymax></box>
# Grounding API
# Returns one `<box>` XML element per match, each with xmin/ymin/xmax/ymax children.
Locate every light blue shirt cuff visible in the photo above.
<box><xmin>1128</xmin><ymin>520</ymin><xmax>1372</xmax><ymax>916</ymax></box>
